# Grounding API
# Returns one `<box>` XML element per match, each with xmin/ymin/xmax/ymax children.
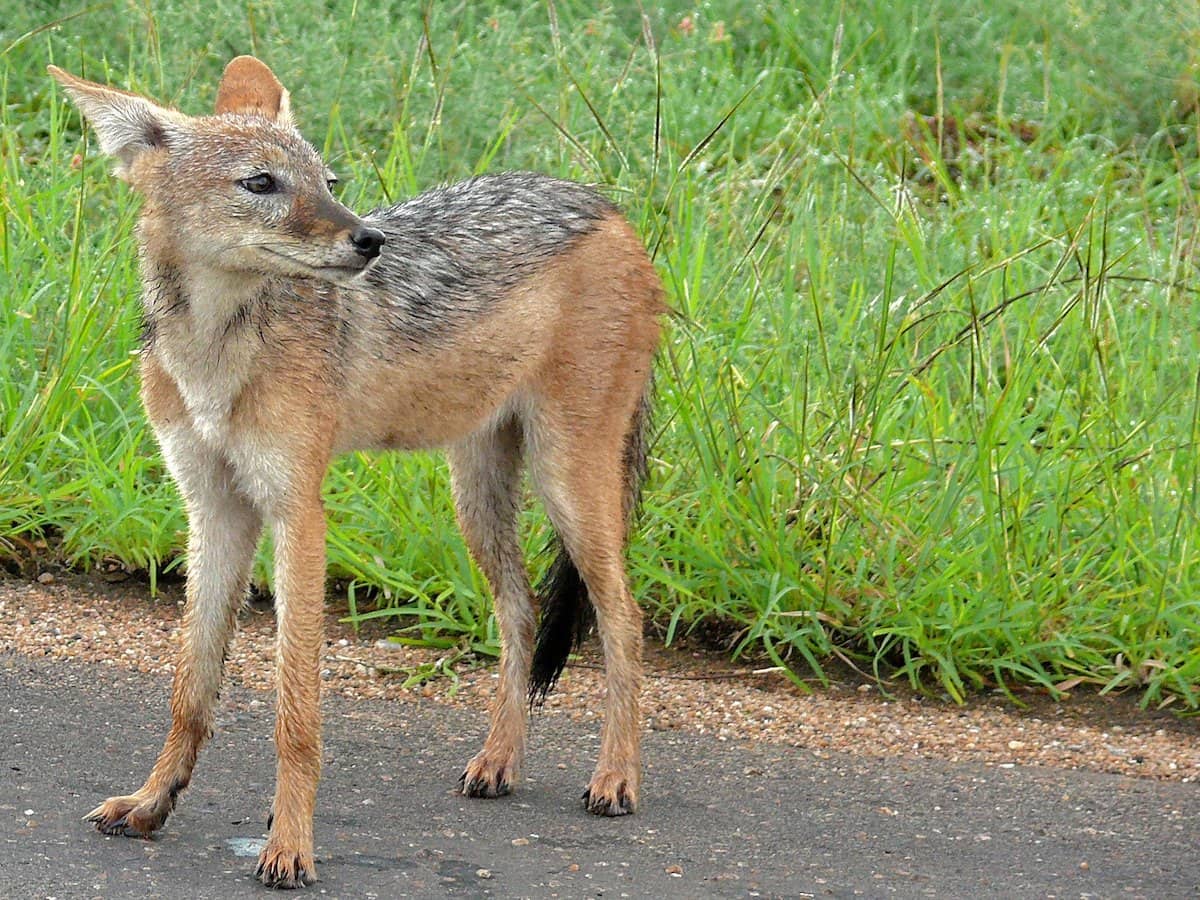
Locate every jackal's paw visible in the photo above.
<box><xmin>255</xmin><ymin>841</ymin><xmax>317</xmax><ymax>890</ymax></box>
<box><xmin>582</xmin><ymin>771</ymin><xmax>638</xmax><ymax>817</ymax></box>
<box><xmin>459</xmin><ymin>749</ymin><xmax>519</xmax><ymax>799</ymax></box>
<box><xmin>83</xmin><ymin>793</ymin><xmax>169</xmax><ymax>838</ymax></box>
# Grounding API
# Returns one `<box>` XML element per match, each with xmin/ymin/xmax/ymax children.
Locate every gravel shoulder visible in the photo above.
<box><xmin>2</xmin><ymin>572</ymin><xmax>1197</xmax><ymax>783</ymax></box>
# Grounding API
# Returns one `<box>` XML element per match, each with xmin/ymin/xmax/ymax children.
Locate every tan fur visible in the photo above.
<box><xmin>214</xmin><ymin>55</ymin><xmax>292</xmax><ymax>125</ymax></box>
<box><xmin>56</xmin><ymin>57</ymin><xmax>663</xmax><ymax>889</ymax></box>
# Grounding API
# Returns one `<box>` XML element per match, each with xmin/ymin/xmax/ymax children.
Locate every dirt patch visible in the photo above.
<box><xmin>2</xmin><ymin>571</ymin><xmax>1196</xmax><ymax>782</ymax></box>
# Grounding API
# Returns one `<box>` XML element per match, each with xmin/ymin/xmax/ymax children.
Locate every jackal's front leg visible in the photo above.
<box><xmin>86</xmin><ymin>436</ymin><xmax>262</xmax><ymax>837</ymax></box>
<box><xmin>254</xmin><ymin>498</ymin><xmax>326</xmax><ymax>889</ymax></box>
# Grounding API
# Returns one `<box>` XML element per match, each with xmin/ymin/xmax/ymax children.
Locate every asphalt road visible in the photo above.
<box><xmin>0</xmin><ymin>652</ymin><xmax>1196</xmax><ymax>899</ymax></box>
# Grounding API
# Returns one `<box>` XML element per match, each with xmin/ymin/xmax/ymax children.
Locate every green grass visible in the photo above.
<box><xmin>5</xmin><ymin>0</ymin><xmax>1200</xmax><ymax>706</ymax></box>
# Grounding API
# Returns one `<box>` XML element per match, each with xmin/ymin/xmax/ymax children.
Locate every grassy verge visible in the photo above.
<box><xmin>4</xmin><ymin>0</ymin><xmax>1200</xmax><ymax>705</ymax></box>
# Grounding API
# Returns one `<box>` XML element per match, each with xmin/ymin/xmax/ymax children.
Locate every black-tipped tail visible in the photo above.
<box><xmin>528</xmin><ymin>539</ymin><xmax>593</xmax><ymax>706</ymax></box>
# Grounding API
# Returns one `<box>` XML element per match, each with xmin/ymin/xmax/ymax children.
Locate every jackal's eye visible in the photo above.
<box><xmin>238</xmin><ymin>173</ymin><xmax>276</xmax><ymax>195</ymax></box>
<box><xmin>326</xmin><ymin>175</ymin><xmax>339</xmax><ymax>192</ymax></box>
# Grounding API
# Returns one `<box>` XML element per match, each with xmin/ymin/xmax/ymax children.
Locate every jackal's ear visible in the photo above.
<box><xmin>48</xmin><ymin>65</ymin><xmax>181</xmax><ymax>179</ymax></box>
<box><xmin>214</xmin><ymin>56</ymin><xmax>293</xmax><ymax>127</ymax></box>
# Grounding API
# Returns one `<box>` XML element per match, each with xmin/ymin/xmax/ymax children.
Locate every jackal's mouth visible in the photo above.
<box><xmin>258</xmin><ymin>246</ymin><xmax>374</xmax><ymax>283</ymax></box>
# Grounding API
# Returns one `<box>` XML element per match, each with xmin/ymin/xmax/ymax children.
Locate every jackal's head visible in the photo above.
<box><xmin>48</xmin><ymin>56</ymin><xmax>384</xmax><ymax>284</ymax></box>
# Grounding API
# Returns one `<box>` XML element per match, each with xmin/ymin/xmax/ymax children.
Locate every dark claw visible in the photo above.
<box><xmin>87</xmin><ymin>811</ymin><xmax>142</xmax><ymax>838</ymax></box>
<box><xmin>255</xmin><ymin>855</ymin><xmax>315</xmax><ymax>889</ymax></box>
<box><xmin>101</xmin><ymin>816</ymin><xmax>128</xmax><ymax>835</ymax></box>
<box><xmin>460</xmin><ymin>769</ymin><xmax>511</xmax><ymax>799</ymax></box>
<box><xmin>582</xmin><ymin>786</ymin><xmax>633</xmax><ymax>817</ymax></box>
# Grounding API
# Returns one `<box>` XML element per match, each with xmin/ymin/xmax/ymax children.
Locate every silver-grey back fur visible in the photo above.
<box><xmin>360</xmin><ymin>173</ymin><xmax>618</xmax><ymax>348</ymax></box>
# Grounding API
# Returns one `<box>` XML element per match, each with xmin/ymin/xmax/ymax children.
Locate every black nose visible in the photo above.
<box><xmin>350</xmin><ymin>226</ymin><xmax>385</xmax><ymax>260</ymax></box>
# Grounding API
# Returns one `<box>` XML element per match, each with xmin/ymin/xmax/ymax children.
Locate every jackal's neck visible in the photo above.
<box><xmin>138</xmin><ymin>252</ymin><xmax>284</xmax><ymax>445</ymax></box>
<box><xmin>139</xmin><ymin>253</ymin><xmax>269</xmax><ymax>351</ymax></box>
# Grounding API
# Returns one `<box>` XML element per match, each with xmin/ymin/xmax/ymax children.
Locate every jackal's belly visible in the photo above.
<box><xmin>337</xmin><ymin>392</ymin><xmax>520</xmax><ymax>453</ymax></box>
<box><xmin>335</xmin><ymin>281</ymin><xmax>555</xmax><ymax>452</ymax></box>
<box><xmin>334</xmin><ymin>355</ymin><xmax>534</xmax><ymax>453</ymax></box>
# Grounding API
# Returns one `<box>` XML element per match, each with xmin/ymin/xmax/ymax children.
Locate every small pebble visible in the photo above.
<box><xmin>36</xmin><ymin>572</ymin><xmax>55</xmax><ymax>585</ymax></box>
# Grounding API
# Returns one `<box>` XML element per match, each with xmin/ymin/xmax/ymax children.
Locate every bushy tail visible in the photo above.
<box><xmin>528</xmin><ymin>383</ymin><xmax>653</xmax><ymax>705</ymax></box>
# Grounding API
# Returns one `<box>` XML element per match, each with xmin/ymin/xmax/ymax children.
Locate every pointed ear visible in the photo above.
<box><xmin>214</xmin><ymin>56</ymin><xmax>293</xmax><ymax>126</ymax></box>
<box><xmin>48</xmin><ymin>65</ymin><xmax>181</xmax><ymax>178</ymax></box>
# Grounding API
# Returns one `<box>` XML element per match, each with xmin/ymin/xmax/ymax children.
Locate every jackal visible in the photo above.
<box><xmin>50</xmin><ymin>55</ymin><xmax>662</xmax><ymax>889</ymax></box>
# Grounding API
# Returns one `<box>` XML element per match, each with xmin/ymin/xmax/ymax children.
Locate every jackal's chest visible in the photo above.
<box><xmin>146</xmin><ymin>344</ymin><xmax>300</xmax><ymax>515</ymax></box>
<box><xmin>160</xmin><ymin>341</ymin><xmax>258</xmax><ymax>445</ymax></box>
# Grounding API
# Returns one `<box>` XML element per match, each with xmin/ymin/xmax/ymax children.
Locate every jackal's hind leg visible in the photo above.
<box><xmin>449</xmin><ymin>419</ymin><xmax>534</xmax><ymax>799</ymax></box>
<box><xmin>529</xmin><ymin>423</ymin><xmax>642</xmax><ymax>816</ymax></box>
<box><xmin>86</xmin><ymin>437</ymin><xmax>262</xmax><ymax>837</ymax></box>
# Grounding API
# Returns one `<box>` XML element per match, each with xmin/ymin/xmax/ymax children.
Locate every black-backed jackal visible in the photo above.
<box><xmin>50</xmin><ymin>55</ymin><xmax>662</xmax><ymax>889</ymax></box>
